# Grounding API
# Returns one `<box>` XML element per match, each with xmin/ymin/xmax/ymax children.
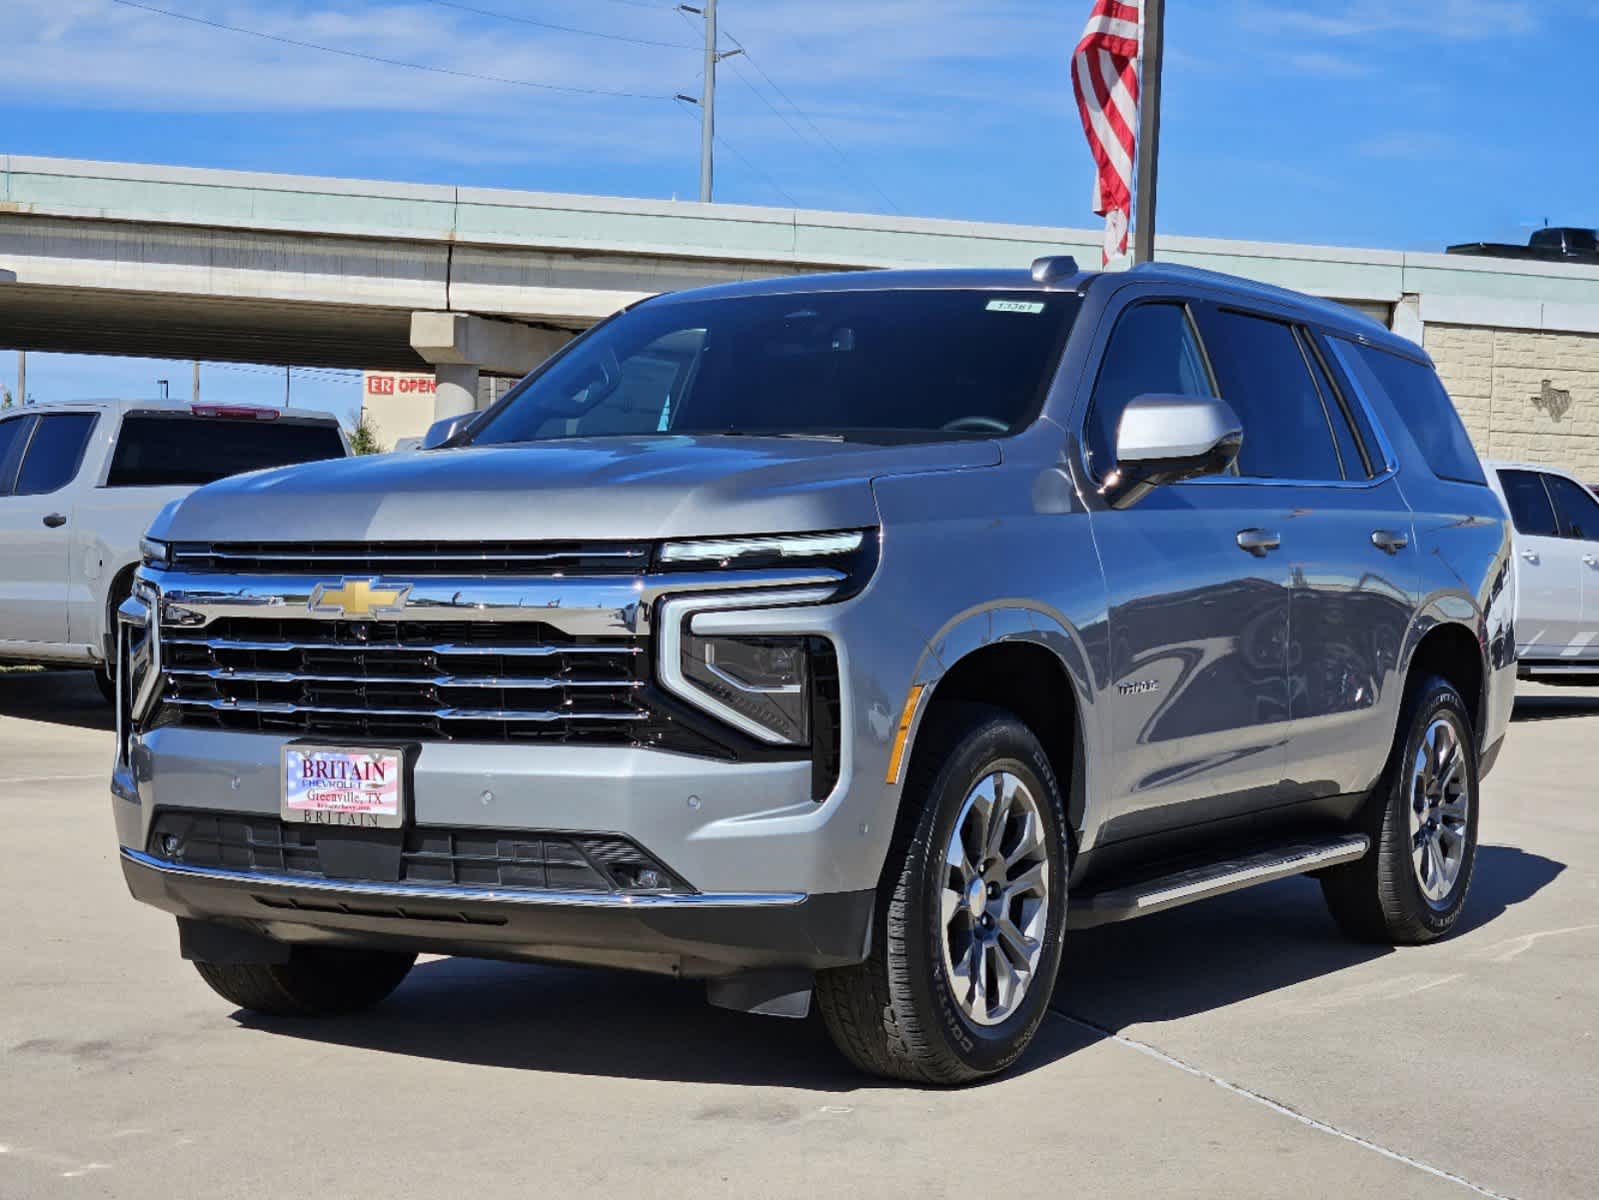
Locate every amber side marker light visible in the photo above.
<box><xmin>884</xmin><ymin>684</ymin><xmax>926</xmax><ymax>784</ymax></box>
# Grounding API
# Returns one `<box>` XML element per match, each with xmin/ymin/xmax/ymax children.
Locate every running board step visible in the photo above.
<box><xmin>1068</xmin><ymin>834</ymin><xmax>1371</xmax><ymax>929</ymax></box>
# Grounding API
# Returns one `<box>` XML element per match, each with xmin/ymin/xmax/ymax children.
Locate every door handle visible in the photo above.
<box><xmin>1585</xmin><ymin>555</ymin><xmax>1597</xmax><ymax>568</ymax></box>
<box><xmin>1371</xmin><ymin>529</ymin><xmax>1409</xmax><ymax>554</ymax></box>
<box><xmin>42</xmin><ymin>513</ymin><xmax>67</xmax><ymax>528</ymax></box>
<box><xmin>1236</xmin><ymin>528</ymin><xmax>1281</xmax><ymax>557</ymax></box>
<box><xmin>1521</xmin><ymin>550</ymin><xmax>1540</xmax><ymax>563</ymax></box>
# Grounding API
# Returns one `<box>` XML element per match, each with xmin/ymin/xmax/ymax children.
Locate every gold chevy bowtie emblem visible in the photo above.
<box><xmin>308</xmin><ymin>579</ymin><xmax>412</xmax><ymax>617</ymax></box>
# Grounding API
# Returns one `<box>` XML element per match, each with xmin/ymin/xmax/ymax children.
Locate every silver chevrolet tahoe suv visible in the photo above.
<box><xmin>113</xmin><ymin>258</ymin><xmax>1515</xmax><ymax>1084</ymax></box>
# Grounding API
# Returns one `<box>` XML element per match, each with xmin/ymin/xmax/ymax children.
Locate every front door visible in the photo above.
<box><xmin>0</xmin><ymin>412</ymin><xmax>97</xmax><ymax>648</ymax></box>
<box><xmin>1496</xmin><ymin>468</ymin><xmax>1582</xmax><ymax>660</ymax></box>
<box><xmin>1082</xmin><ymin>299</ymin><xmax>1291</xmax><ymax>842</ymax></box>
<box><xmin>1541</xmin><ymin>471</ymin><xmax>1599</xmax><ymax>663</ymax></box>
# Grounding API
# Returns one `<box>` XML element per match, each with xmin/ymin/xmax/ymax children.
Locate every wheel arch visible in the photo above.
<box><xmin>100</xmin><ymin>560</ymin><xmax>141</xmax><ymax>663</ymax></box>
<box><xmin>895</xmin><ymin>603</ymin><xmax>1094</xmax><ymax>845</ymax></box>
<box><xmin>1401</xmin><ymin>615</ymin><xmax>1485</xmax><ymax>742</ymax></box>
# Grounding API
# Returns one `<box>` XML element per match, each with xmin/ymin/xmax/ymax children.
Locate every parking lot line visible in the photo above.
<box><xmin>0</xmin><ymin>774</ymin><xmax>110</xmax><ymax>786</ymax></box>
<box><xmin>1052</xmin><ymin>1012</ymin><xmax>1517</xmax><ymax>1200</ymax></box>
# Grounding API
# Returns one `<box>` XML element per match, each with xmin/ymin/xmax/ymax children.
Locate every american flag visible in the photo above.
<box><xmin>1072</xmin><ymin>1</ymin><xmax>1142</xmax><ymax>264</ymax></box>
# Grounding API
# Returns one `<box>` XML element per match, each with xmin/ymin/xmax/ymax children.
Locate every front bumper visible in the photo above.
<box><xmin>122</xmin><ymin>847</ymin><xmax>873</xmax><ymax>977</ymax></box>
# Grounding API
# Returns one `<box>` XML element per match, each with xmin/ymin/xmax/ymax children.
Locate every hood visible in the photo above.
<box><xmin>155</xmin><ymin>435</ymin><xmax>1001</xmax><ymax>544</ymax></box>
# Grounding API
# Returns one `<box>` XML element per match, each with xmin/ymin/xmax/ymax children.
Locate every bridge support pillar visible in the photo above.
<box><xmin>432</xmin><ymin>363</ymin><xmax>479</xmax><ymax>420</ymax></box>
<box><xmin>409</xmin><ymin>312</ymin><xmax>573</xmax><ymax>421</ymax></box>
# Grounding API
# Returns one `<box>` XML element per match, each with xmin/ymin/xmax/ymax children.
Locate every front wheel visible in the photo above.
<box><xmin>1320</xmin><ymin>675</ymin><xmax>1479</xmax><ymax>943</ymax></box>
<box><xmin>815</xmin><ymin>704</ymin><xmax>1068</xmax><ymax>1084</ymax></box>
<box><xmin>192</xmin><ymin>946</ymin><xmax>416</xmax><ymax>1017</ymax></box>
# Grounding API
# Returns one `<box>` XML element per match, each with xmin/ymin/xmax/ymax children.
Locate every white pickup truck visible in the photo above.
<box><xmin>0</xmin><ymin>399</ymin><xmax>348</xmax><ymax>698</ymax></box>
<box><xmin>1485</xmin><ymin>459</ymin><xmax>1599</xmax><ymax>682</ymax></box>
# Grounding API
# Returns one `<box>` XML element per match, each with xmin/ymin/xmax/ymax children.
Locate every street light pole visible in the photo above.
<box><xmin>1133</xmin><ymin>0</ymin><xmax>1165</xmax><ymax>265</ymax></box>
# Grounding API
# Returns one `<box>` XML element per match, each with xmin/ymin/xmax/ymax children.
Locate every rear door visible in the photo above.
<box><xmin>1541</xmin><ymin>471</ymin><xmax>1599</xmax><ymax>662</ymax></box>
<box><xmin>0</xmin><ymin>411</ymin><xmax>98</xmax><ymax>647</ymax></box>
<box><xmin>1084</xmin><ymin>298</ymin><xmax>1292</xmax><ymax>842</ymax></box>
<box><xmin>1192</xmin><ymin>310</ymin><xmax>1418</xmax><ymax>805</ymax></box>
<box><xmin>1496</xmin><ymin>468</ymin><xmax>1581</xmax><ymax>660</ymax></box>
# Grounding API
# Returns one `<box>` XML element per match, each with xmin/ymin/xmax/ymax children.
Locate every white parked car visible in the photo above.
<box><xmin>0</xmin><ymin>399</ymin><xmax>348</xmax><ymax>698</ymax></box>
<box><xmin>1485</xmin><ymin>459</ymin><xmax>1599</xmax><ymax>682</ymax></box>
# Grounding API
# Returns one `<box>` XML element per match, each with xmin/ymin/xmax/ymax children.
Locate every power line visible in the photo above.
<box><xmin>108</xmin><ymin>0</ymin><xmax>676</xmax><ymax>100</ymax></box>
<box><xmin>419</xmin><ymin>0</ymin><xmax>697</xmax><ymax>51</ymax></box>
<box><xmin>718</xmin><ymin>29</ymin><xmax>903</xmax><ymax>215</ymax></box>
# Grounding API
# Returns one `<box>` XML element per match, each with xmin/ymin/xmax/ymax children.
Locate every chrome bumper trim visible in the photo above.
<box><xmin>120</xmin><ymin>847</ymin><xmax>807</xmax><ymax>909</ymax></box>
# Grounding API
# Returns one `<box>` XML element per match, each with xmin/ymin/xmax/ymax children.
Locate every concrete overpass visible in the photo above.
<box><xmin>5</xmin><ymin>155</ymin><xmax>1599</xmax><ymax>424</ymax></box>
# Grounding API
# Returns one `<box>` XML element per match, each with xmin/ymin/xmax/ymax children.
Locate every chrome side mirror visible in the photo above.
<box><xmin>421</xmin><ymin>414</ymin><xmax>472</xmax><ymax>450</ymax></box>
<box><xmin>1105</xmin><ymin>394</ymin><xmax>1243</xmax><ymax>509</ymax></box>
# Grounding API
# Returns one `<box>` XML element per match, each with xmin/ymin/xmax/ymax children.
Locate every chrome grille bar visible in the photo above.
<box><xmin>163</xmin><ymin>635</ymin><xmax>640</xmax><ymax>657</ymax></box>
<box><xmin>169</xmin><ymin>697</ymin><xmax>650</xmax><ymax>722</ymax></box>
<box><xmin>166</xmin><ymin>666</ymin><xmax>641</xmax><ymax>689</ymax></box>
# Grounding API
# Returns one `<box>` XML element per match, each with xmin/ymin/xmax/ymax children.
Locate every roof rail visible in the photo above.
<box><xmin>1030</xmin><ymin>255</ymin><xmax>1081</xmax><ymax>285</ymax></box>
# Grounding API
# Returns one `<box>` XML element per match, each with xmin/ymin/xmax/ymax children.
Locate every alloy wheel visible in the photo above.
<box><xmin>1408</xmin><ymin>714</ymin><xmax>1471</xmax><ymax>905</ymax></box>
<box><xmin>940</xmin><ymin>770</ymin><xmax>1051</xmax><ymax>1026</ymax></box>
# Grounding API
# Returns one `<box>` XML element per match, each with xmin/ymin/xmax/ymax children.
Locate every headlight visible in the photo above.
<box><xmin>658</xmin><ymin>587</ymin><xmax>837</xmax><ymax>746</ymax></box>
<box><xmin>680</xmin><ymin>633</ymin><xmax>813</xmax><ymax>744</ymax></box>
<box><xmin>139</xmin><ymin>537</ymin><xmax>172</xmax><ymax>569</ymax></box>
<box><xmin>659</xmin><ymin>530</ymin><xmax>865</xmax><ymax>566</ymax></box>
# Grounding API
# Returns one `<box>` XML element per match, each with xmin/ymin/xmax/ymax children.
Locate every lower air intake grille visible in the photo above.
<box><xmin>147</xmin><ymin>810</ymin><xmax>693</xmax><ymax>894</ymax></box>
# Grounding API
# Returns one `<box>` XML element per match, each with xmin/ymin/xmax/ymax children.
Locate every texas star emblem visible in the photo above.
<box><xmin>308</xmin><ymin>579</ymin><xmax>413</xmax><ymax>617</ymax></box>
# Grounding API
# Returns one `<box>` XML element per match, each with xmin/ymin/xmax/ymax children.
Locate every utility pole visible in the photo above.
<box><xmin>677</xmin><ymin>2</ymin><xmax>741</xmax><ymax>203</ymax></box>
<box><xmin>284</xmin><ymin>365</ymin><xmax>291</xmax><ymax>408</ymax></box>
<box><xmin>16</xmin><ymin>350</ymin><xmax>24</xmax><ymax>405</ymax></box>
<box><xmin>700</xmin><ymin>0</ymin><xmax>716</xmax><ymax>203</ymax></box>
<box><xmin>1133</xmin><ymin>0</ymin><xmax>1165</xmax><ymax>265</ymax></box>
<box><xmin>192</xmin><ymin>360</ymin><xmax>201</xmax><ymax>404</ymax></box>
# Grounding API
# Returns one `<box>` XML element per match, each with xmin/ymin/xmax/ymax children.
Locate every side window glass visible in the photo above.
<box><xmin>1339</xmin><ymin>341</ymin><xmax>1486</xmax><ymax>486</ymax></box>
<box><xmin>0</xmin><ymin>417</ymin><xmax>31</xmax><ymax>495</ymax></box>
<box><xmin>14</xmin><ymin>413</ymin><xmax>97</xmax><ymax>497</ymax></box>
<box><xmin>1497</xmin><ymin>469</ymin><xmax>1559</xmax><ymax>537</ymax></box>
<box><xmin>1085</xmin><ymin>303</ymin><xmax>1213</xmax><ymax>478</ymax></box>
<box><xmin>1301</xmin><ymin>332</ymin><xmax>1370</xmax><ymax>479</ymax></box>
<box><xmin>1543</xmin><ymin>473</ymin><xmax>1599</xmax><ymax>541</ymax></box>
<box><xmin>1200</xmin><ymin>310</ymin><xmax>1343</xmax><ymax>480</ymax></box>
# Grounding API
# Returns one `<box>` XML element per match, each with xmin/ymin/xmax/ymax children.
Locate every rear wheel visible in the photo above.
<box><xmin>815</xmin><ymin>704</ymin><xmax>1068</xmax><ymax>1084</ymax></box>
<box><xmin>192</xmin><ymin>946</ymin><xmax>416</xmax><ymax>1017</ymax></box>
<box><xmin>93</xmin><ymin>665</ymin><xmax>116</xmax><ymax>704</ymax></box>
<box><xmin>1320</xmin><ymin>676</ymin><xmax>1478</xmax><ymax>943</ymax></box>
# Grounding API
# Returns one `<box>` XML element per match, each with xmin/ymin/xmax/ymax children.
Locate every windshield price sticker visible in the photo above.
<box><xmin>986</xmin><ymin>299</ymin><xmax>1047</xmax><ymax>314</ymax></box>
<box><xmin>282</xmin><ymin>746</ymin><xmax>405</xmax><ymax>828</ymax></box>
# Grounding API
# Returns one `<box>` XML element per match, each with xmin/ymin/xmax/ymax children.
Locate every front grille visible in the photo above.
<box><xmin>170</xmin><ymin>540</ymin><xmax>652</xmax><ymax>577</ymax></box>
<box><xmin>161</xmin><ymin>616</ymin><xmax>658</xmax><ymax>745</ymax></box>
<box><xmin>147</xmin><ymin>810</ymin><xmax>692</xmax><ymax>894</ymax></box>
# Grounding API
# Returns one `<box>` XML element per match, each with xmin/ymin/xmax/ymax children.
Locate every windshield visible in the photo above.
<box><xmin>465</xmin><ymin>288</ymin><xmax>1080</xmax><ymax>446</ymax></box>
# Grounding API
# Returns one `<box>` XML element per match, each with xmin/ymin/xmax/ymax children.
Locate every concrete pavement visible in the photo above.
<box><xmin>1</xmin><ymin>671</ymin><xmax>1593</xmax><ymax>1199</ymax></box>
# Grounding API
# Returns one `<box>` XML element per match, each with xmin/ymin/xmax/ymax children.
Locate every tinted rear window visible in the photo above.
<box><xmin>468</xmin><ymin>289</ymin><xmax>1081</xmax><ymax>445</ymax></box>
<box><xmin>1339</xmin><ymin>343</ymin><xmax>1486</xmax><ymax>485</ymax></box>
<box><xmin>1497</xmin><ymin>469</ymin><xmax>1559</xmax><ymax>537</ymax></box>
<box><xmin>106</xmin><ymin>416</ymin><xmax>345</xmax><ymax>487</ymax></box>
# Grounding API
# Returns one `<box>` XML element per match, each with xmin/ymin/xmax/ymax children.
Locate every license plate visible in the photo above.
<box><xmin>282</xmin><ymin>745</ymin><xmax>405</xmax><ymax>829</ymax></box>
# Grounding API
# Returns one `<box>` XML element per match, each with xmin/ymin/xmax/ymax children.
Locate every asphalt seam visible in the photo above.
<box><xmin>1051</xmin><ymin>1012</ymin><xmax>1519</xmax><ymax>1200</ymax></box>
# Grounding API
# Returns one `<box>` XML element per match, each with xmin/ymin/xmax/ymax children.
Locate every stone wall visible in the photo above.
<box><xmin>1426</xmin><ymin>323</ymin><xmax>1599</xmax><ymax>474</ymax></box>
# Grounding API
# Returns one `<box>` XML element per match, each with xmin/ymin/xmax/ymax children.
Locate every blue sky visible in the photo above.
<box><xmin>2</xmin><ymin>0</ymin><xmax>1596</xmax><ymax>421</ymax></box>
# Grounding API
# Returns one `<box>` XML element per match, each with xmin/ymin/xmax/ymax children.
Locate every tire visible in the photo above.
<box><xmin>192</xmin><ymin>946</ymin><xmax>416</xmax><ymax>1017</ymax></box>
<box><xmin>815</xmin><ymin>704</ymin><xmax>1069</xmax><ymax>1085</ymax></box>
<box><xmin>1320</xmin><ymin>675</ymin><xmax>1479</xmax><ymax>944</ymax></box>
<box><xmin>93</xmin><ymin>665</ymin><xmax>116</xmax><ymax>704</ymax></box>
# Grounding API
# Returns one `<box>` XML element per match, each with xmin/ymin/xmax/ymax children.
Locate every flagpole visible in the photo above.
<box><xmin>1133</xmin><ymin>0</ymin><xmax>1165</xmax><ymax>265</ymax></box>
